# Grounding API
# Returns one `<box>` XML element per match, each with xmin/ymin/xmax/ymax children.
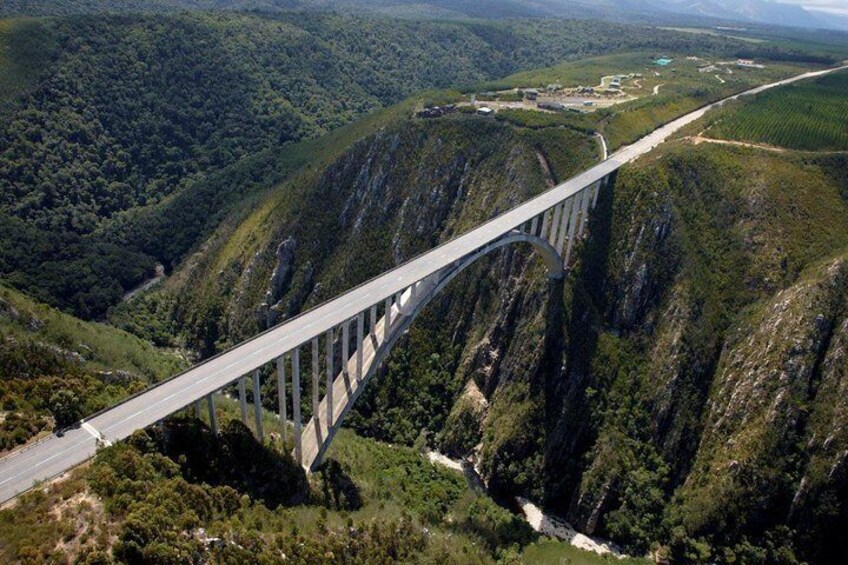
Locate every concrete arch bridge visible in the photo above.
<box><xmin>0</xmin><ymin>65</ymin><xmax>842</xmax><ymax>503</ymax></box>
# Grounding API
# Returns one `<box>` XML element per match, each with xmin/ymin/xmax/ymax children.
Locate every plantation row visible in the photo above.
<box><xmin>707</xmin><ymin>69</ymin><xmax>848</xmax><ymax>151</ymax></box>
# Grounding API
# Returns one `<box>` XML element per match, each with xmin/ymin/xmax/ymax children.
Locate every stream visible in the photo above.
<box><xmin>427</xmin><ymin>451</ymin><xmax>628</xmax><ymax>559</ymax></box>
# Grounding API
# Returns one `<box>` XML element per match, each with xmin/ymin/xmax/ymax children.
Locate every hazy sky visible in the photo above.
<box><xmin>778</xmin><ymin>0</ymin><xmax>848</xmax><ymax>16</ymax></box>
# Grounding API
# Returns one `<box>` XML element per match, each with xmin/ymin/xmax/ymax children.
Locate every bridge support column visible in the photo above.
<box><xmin>277</xmin><ymin>354</ymin><xmax>287</xmax><ymax>447</ymax></box>
<box><xmin>564</xmin><ymin>189</ymin><xmax>583</xmax><ymax>266</ymax></box>
<box><xmin>578</xmin><ymin>185</ymin><xmax>593</xmax><ymax>236</ymax></box>
<box><xmin>384</xmin><ymin>297</ymin><xmax>392</xmax><ymax>340</ymax></box>
<box><xmin>540</xmin><ymin>207</ymin><xmax>552</xmax><ymax>239</ymax></box>
<box><xmin>530</xmin><ymin>215</ymin><xmax>539</xmax><ymax>237</ymax></box>
<box><xmin>342</xmin><ymin>321</ymin><xmax>350</xmax><ymax>381</ymax></box>
<box><xmin>238</xmin><ymin>377</ymin><xmax>248</xmax><ymax>424</ymax></box>
<box><xmin>556</xmin><ymin>198</ymin><xmax>573</xmax><ymax>252</ymax></box>
<box><xmin>325</xmin><ymin>329</ymin><xmax>334</xmax><ymax>428</ymax></box>
<box><xmin>207</xmin><ymin>393</ymin><xmax>218</xmax><ymax>436</ymax></box>
<box><xmin>292</xmin><ymin>348</ymin><xmax>302</xmax><ymax>465</ymax></box>
<box><xmin>370</xmin><ymin>305</ymin><xmax>377</xmax><ymax>337</ymax></box>
<box><xmin>356</xmin><ymin>312</ymin><xmax>364</xmax><ymax>381</ymax></box>
<box><xmin>311</xmin><ymin>338</ymin><xmax>320</xmax><ymax>432</ymax></box>
<box><xmin>194</xmin><ymin>399</ymin><xmax>202</xmax><ymax>419</ymax></box>
<box><xmin>549</xmin><ymin>202</ymin><xmax>563</xmax><ymax>247</ymax></box>
<box><xmin>592</xmin><ymin>178</ymin><xmax>603</xmax><ymax>208</ymax></box>
<box><xmin>253</xmin><ymin>369</ymin><xmax>263</xmax><ymax>442</ymax></box>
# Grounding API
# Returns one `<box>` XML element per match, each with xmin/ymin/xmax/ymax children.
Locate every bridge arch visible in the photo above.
<box><xmin>300</xmin><ymin>230</ymin><xmax>564</xmax><ymax>471</ymax></box>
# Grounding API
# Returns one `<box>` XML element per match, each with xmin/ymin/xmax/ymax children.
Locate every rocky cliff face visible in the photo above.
<box><xmin>534</xmin><ymin>145</ymin><xmax>848</xmax><ymax>562</ymax></box>
<box><xmin>145</xmin><ymin>116</ymin><xmax>848</xmax><ymax>561</ymax></box>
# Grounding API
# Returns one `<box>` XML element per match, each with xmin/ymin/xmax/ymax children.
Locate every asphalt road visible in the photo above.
<box><xmin>0</xmin><ymin>64</ymin><xmax>844</xmax><ymax>504</ymax></box>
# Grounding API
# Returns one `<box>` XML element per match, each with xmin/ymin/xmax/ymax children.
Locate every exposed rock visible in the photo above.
<box><xmin>609</xmin><ymin>190</ymin><xmax>676</xmax><ymax>332</ymax></box>
<box><xmin>257</xmin><ymin>237</ymin><xmax>297</xmax><ymax>328</ymax></box>
<box><xmin>96</xmin><ymin>370</ymin><xmax>139</xmax><ymax>385</ymax></box>
<box><xmin>286</xmin><ymin>262</ymin><xmax>316</xmax><ymax>320</ymax></box>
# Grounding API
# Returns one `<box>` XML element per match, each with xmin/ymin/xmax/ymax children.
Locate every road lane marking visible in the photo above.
<box><xmin>81</xmin><ymin>423</ymin><xmax>112</xmax><ymax>447</ymax></box>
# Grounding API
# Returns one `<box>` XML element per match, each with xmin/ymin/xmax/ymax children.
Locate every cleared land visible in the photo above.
<box><xmin>458</xmin><ymin>52</ymin><xmax>814</xmax><ymax>151</ymax></box>
<box><xmin>703</xmin><ymin>69</ymin><xmax>848</xmax><ymax>151</ymax></box>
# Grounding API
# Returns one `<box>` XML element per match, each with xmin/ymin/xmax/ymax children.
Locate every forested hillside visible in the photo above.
<box><xmin>1</xmin><ymin>5</ymin><xmax>848</xmax><ymax>563</ymax></box>
<box><xmin>0</xmin><ymin>11</ymin><xmax>769</xmax><ymax>319</ymax></box>
<box><xmin>103</xmin><ymin>75</ymin><xmax>848</xmax><ymax>562</ymax></box>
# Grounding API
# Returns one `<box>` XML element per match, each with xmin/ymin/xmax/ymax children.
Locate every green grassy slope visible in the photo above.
<box><xmin>0</xmin><ymin>285</ymin><xmax>185</xmax><ymax>451</ymax></box>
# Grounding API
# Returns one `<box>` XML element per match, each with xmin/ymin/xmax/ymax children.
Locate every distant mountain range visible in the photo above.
<box><xmin>329</xmin><ymin>0</ymin><xmax>848</xmax><ymax>30</ymax></box>
<box><xmin>3</xmin><ymin>0</ymin><xmax>848</xmax><ymax>30</ymax></box>
<box><xmin>647</xmin><ymin>0</ymin><xmax>833</xmax><ymax>29</ymax></box>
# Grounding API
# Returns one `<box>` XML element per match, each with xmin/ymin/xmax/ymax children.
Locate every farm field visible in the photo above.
<box><xmin>704</xmin><ymin>69</ymin><xmax>848</xmax><ymax>151</ymax></box>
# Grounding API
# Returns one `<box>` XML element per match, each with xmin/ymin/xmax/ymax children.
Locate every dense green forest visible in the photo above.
<box><xmin>0</xmin><ymin>0</ymin><xmax>299</xmax><ymax>17</ymax></box>
<box><xmin>0</xmin><ymin>10</ymin><xmax>836</xmax><ymax>319</ymax></box>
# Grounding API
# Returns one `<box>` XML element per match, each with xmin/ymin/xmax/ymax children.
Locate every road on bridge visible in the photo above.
<box><xmin>0</xmin><ymin>64</ymin><xmax>845</xmax><ymax>505</ymax></box>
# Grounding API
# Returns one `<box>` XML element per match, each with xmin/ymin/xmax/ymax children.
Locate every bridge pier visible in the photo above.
<box><xmin>253</xmin><ymin>369</ymin><xmax>263</xmax><ymax>442</ymax></box>
<box><xmin>325</xmin><ymin>329</ymin><xmax>334</xmax><ymax>428</ymax></box>
<box><xmin>311</xmin><ymin>338</ymin><xmax>320</xmax><ymax>442</ymax></box>
<box><xmin>342</xmin><ymin>320</ymin><xmax>350</xmax><ymax>381</ymax></box>
<box><xmin>207</xmin><ymin>393</ymin><xmax>218</xmax><ymax>436</ymax></box>
<box><xmin>556</xmin><ymin>198</ymin><xmax>573</xmax><ymax>252</ymax></box>
<box><xmin>384</xmin><ymin>297</ymin><xmax>391</xmax><ymax>340</ymax></box>
<box><xmin>292</xmin><ymin>347</ymin><xmax>302</xmax><ymax>465</ymax></box>
<box><xmin>564</xmin><ymin>189</ymin><xmax>583</xmax><ymax>266</ymax></box>
<box><xmin>540</xmin><ymin>206</ymin><xmax>551</xmax><ymax>238</ymax></box>
<box><xmin>578</xmin><ymin>184</ymin><xmax>593</xmax><ymax>236</ymax></box>
<box><xmin>549</xmin><ymin>201</ymin><xmax>563</xmax><ymax>247</ymax></box>
<box><xmin>356</xmin><ymin>312</ymin><xmax>364</xmax><ymax>381</ymax></box>
<box><xmin>238</xmin><ymin>377</ymin><xmax>248</xmax><ymax>424</ymax></box>
<box><xmin>277</xmin><ymin>354</ymin><xmax>287</xmax><ymax>446</ymax></box>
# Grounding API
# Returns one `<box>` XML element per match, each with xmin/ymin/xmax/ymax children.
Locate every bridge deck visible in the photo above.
<box><xmin>0</xmin><ymin>65</ymin><xmax>844</xmax><ymax>504</ymax></box>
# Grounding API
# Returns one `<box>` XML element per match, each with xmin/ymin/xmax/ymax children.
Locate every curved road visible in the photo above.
<box><xmin>0</xmin><ymin>64</ymin><xmax>845</xmax><ymax>504</ymax></box>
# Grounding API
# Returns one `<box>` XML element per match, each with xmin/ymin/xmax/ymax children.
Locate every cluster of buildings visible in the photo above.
<box><xmin>698</xmin><ymin>58</ymin><xmax>764</xmax><ymax>73</ymax></box>
<box><xmin>538</xmin><ymin>101</ymin><xmax>591</xmax><ymax>113</ymax></box>
<box><xmin>417</xmin><ymin>104</ymin><xmax>457</xmax><ymax>119</ymax></box>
